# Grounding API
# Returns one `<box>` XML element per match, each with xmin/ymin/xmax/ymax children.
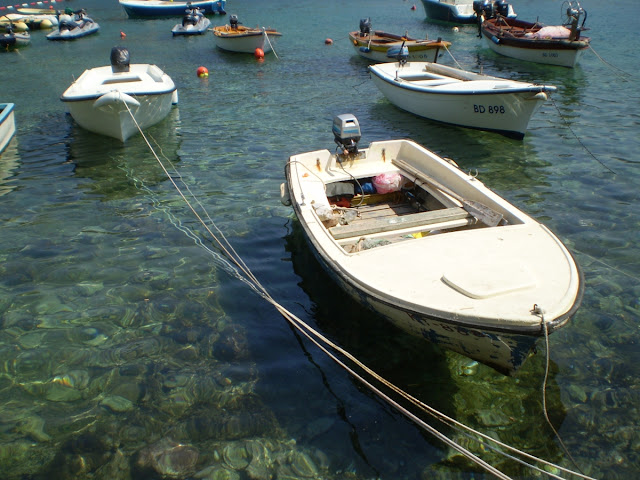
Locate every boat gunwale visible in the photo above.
<box><xmin>369</xmin><ymin>64</ymin><xmax>556</xmax><ymax>95</ymax></box>
<box><xmin>481</xmin><ymin>18</ymin><xmax>590</xmax><ymax>50</ymax></box>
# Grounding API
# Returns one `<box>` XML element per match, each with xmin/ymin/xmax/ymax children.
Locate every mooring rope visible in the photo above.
<box><xmin>262</xmin><ymin>27</ymin><xmax>279</xmax><ymax>59</ymax></box>
<box><xmin>548</xmin><ymin>95</ymin><xmax>616</xmax><ymax>175</ymax></box>
<box><xmin>587</xmin><ymin>45</ymin><xmax>633</xmax><ymax>80</ymax></box>
<box><xmin>121</xmin><ymin>100</ymin><xmax>595</xmax><ymax>480</ymax></box>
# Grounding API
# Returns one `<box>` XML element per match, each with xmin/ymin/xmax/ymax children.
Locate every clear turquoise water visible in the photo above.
<box><xmin>1</xmin><ymin>0</ymin><xmax>639</xmax><ymax>478</ymax></box>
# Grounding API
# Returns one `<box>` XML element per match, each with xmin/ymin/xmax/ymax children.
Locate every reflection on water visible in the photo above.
<box><xmin>0</xmin><ymin>138</ymin><xmax>20</xmax><ymax>197</ymax></box>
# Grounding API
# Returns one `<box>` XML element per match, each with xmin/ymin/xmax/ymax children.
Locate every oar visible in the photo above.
<box><xmin>392</xmin><ymin>158</ymin><xmax>504</xmax><ymax>227</ymax></box>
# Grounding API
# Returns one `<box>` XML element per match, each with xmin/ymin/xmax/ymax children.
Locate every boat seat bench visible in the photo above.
<box><xmin>329</xmin><ymin>207</ymin><xmax>473</xmax><ymax>240</ymax></box>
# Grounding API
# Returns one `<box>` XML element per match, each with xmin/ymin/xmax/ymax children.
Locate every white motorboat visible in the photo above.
<box><xmin>119</xmin><ymin>0</ymin><xmax>226</xmax><ymax>17</ymax></box>
<box><xmin>349</xmin><ymin>18</ymin><xmax>451</xmax><ymax>63</ymax></box>
<box><xmin>0</xmin><ymin>103</ymin><xmax>16</xmax><ymax>154</ymax></box>
<box><xmin>480</xmin><ymin>1</ymin><xmax>590</xmax><ymax>68</ymax></box>
<box><xmin>368</xmin><ymin>61</ymin><xmax>556</xmax><ymax>139</ymax></box>
<box><xmin>60</xmin><ymin>47</ymin><xmax>178</xmax><ymax>142</ymax></box>
<box><xmin>282</xmin><ymin>115</ymin><xmax>583</xmax><ymax>375</ymax></box>
<box><xmin>171</xmin><ymin>6</ymin><xmax>211</xmax><ymax>36</ymax></box>
<box><xmin>46</xmin><ymin>10</ymin><xmax>99</xmax><ymax>41</ymax></box>
<box><xmin>421</xmin><ymin>0</ymin><xmax>516</xmax><ymax>24</ymax></box>
<box><xmin>212</xmin><ymin>15</ymin><xmax>281</xmax><ymax>53</ymax></box>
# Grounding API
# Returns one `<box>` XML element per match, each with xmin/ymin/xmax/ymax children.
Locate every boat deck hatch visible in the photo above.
<box><xmin>102</xmin><ymin>76</ymin><xmax>143</xmax><ymax>85</ymax></box>
<box><xmin>442</xmin><ymin>261</ymin><xmax>536</xmax><ymax>299</ymax></box>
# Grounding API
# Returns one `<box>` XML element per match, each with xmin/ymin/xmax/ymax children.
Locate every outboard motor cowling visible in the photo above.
<box><xmin>229</xmin><ymin>14</ymin><xmax>240</xmax><ymax>29</ymax></box>
<box><xmin>359</xmin><ymin>18</ymin><xmax>371</xmax><ymax>37</ymax></box>
<box><xmin>333</xmin><ymin>114</ymin><xmax>361</xmax><ymax>155</ymax></box>
<box><xmin>110</xmin><ymin>46</ymin><xmax>131</xmax><ymax>73</ymax></box>
<box><xmin>494</xmin><ymin>0</ymin><xmax>510</xmax><ymax>17</ymax></box>
<box><xmin>473</xmin><ymin>0</ymin><xmax>492</xmax><ymax>17</ymax></box>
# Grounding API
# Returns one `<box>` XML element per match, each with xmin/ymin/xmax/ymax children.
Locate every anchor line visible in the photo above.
<box><xmin>262</xmin><ymin>27</ymin><xmax>279</xmax><ymax>59</ymax></box>
<box><xmin>120</xmin><ymin>100</ymin><xmax>595</xmax><ymax>480</ymax></box>
<box><xmin>587</xmin><ymin>45</ymin><xmax>633</xmax><ymax>80</ymax></box>
<box><xmin>548</xmin><ymin>95</ymin><xmax>615</xmax><ymax>175</ymax></box>
<box><xmin>535</xmin><ymin>307</ymin><xmax>585</xmax><ymax>476</ymax></box>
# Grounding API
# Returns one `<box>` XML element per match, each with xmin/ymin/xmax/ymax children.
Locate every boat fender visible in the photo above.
<box><xmin>93</xmin><ymin>91</ymin><xmax>140</xmax><ymax>111</ymax></box>
<box><xmin>533</xmin><ymin>92</ymin><xmax>548</xmax><ymax>101</ymax></box>
<box><xmin>491</xmin><ymin>35</ymin><xmax>500</xmax><ymax>44</ymax></box>
<box><xmin>359</xmin><ymin>46</ymin><xmax>371</xmax><ymax>53</ymax></box>
<box><xmin>280</xmin><ymin>183</ymin><xmax>291</xmax><ymax>206</ymax></box>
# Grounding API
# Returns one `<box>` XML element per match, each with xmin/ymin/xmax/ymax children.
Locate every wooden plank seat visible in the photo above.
<box><xmin>329</xmin><ymin>207</ymin><xmax>473</xmax><ymax>240</ymax></box>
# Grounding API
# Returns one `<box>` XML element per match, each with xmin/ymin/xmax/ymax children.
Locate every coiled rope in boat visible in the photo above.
<box><xmin>122</xmin><ymin>101</ymin><xmax>596</xmax><ymax>480</ymax></box>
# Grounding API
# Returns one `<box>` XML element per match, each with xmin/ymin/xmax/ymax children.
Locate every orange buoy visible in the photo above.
<box><xmin>197</xmin><ymin>66</ymin><xmax>209</xmax><ymax>78</ymax></box>
<box><xmin>254</xmin><ymin>47</ymin><xmax>265</xmax><ymax>59</ymax></box>
<box><xmin>325</xmin><ymin>38</ymin><xmax>333</xmax><ymax>45</ymax></box>
<box><xmin>120</xmin><ymin>30</ymin><xmax>126</xmax><ymax>38</ymax></box>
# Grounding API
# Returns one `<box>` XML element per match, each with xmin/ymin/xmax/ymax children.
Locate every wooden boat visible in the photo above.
<box><xmin>46</xmin><ymin>10</ymin><xmax>99</xmax><ymax>41</ymax></box>
<box><xmin>119</xmin><ymin>0</ymin><xmax>226</xmax><ymax>18</ymax></box>
<box><xmin>60</xmin><ymin>47</ymin><xmax>178</xmax><ymax>142</ymax></box>
<box><xmin>282</xmin><ymin>115</ymin><xmax>583</xmax><ymax>375</ymax></box>
<box><xmin>212</xmin><ymin>15</ymin><xmax>281</xmax><ymax>53</ymax></box>
<box><xmin>0</xmin><ymin>103</ymin><xmax>16</xmax><ymax>154</ymax></box>
<box><xmin>349</xmin><ymin>18</ymin><xmax>450</xmax><ymax>63</ymax></box>
<box><xmin>368</xmin><ymin>61</ymin><xmax>556</xmax><ymax>139</ymax></box>
<box><xmin>480</xmin><ymin>2</ymin><xmax>590</xmax><ymax>68</ymax></box>
<box><xmin>0</xmin><ymin>25</ymin><xmax>30</xmax><ymax>49</ymax></box>
<box><xmin>421</xmin><ymin>0</ymin><xmax>515</xmax><ymax>25</ymax></box>
<box><xmin>171</xmin><ymin>6</ymin><xmax>211</xmax><ymax>35</ymax></box>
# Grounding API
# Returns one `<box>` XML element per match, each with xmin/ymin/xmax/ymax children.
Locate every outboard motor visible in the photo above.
<box><xmin>494</xmin><ymin>0</ymin><xmax>510</xmax><ymax>17</ymax></box>
<box><xmin>473</xmin><ymin>0</ymin><xmax>492</xmax><ymax>37</ymax></box>
<box><xmin>229</xmin><ymin>14</ymin><xmax>240</xmax><ymax>30</ymax></box>
<box><xmin>359</xmin><ymin>18</ymin><xmax>371</xmax><ymax>37</ymax></box>
<box><xmin>564</xmin><ymin>1</ymin><xmax>587</xmax><ymax>41</ymax></box>
<box><xmin>333</xmin><ymin>114</ymin><xmax>361</xmax><ymax>155</ymax></box>
<box><xmin>473</xmin><ymin>0</ymin><xmax>492</xmax><ymax>18</ymax></box>
<box><xmin>110</xmin><ymin>46</ymin><xmax>131</xmax><ymax>73</ymax></box>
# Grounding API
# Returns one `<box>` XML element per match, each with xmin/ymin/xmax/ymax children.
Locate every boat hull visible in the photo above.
<box><xmin>61</xmin><ymin>64</ymin><xmax>177</xmax><ymax>142</ymax></box>
<box><xmin>285</xmin><ymin>138</ymin><xmax>583</xmax><ymax>374</ymax></box>
<box><xmin>119</xmin><ymin>0</ymin><xmax>226</xmax><ymax>17</ymax></box>
<box><xmin>0</xmin><ymin>31</ymin><xmax>30</xmax><ymax>47</ymax></box>
<box><xmin>369</xmin><ymin>62</ymin><xmax>553</xmax><ymax>139</ymax></box>
<box><xmin>421</xmin><ymin>0</ymin><xmax>516</xmax><ymax>24</ymax></box>
<box><xmin>212</xmin><ymin>28</ymin><xmax>281</xmax><ymax>53</ymax></box>
<box><xmin>481</xmin><ymin>19</ymin><xmax>590</xmax><ymax>68</ymax></box>
<box><xmin>349</xmin><ymin>31</ymin><xmax>450</xmax><ymax>63</ymax></box>
<box><xmin>0</xmin><ymin>103</ymin><xmax>16</xmax><ymax>154</ymax></box>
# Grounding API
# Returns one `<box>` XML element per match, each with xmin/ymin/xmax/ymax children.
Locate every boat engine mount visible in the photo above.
<box><xmin>333</xmin><ymin>114</ymin><xmax>361</xmax><ymax>155</ymax></box>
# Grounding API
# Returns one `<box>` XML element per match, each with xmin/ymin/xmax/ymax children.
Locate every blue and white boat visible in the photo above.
<box><xmin>119</xmin><ymin>0</ymin><xmax>226</xmax><ymax>18</ymax></box>
<box><xmin>0</xmin><ymin>103</ymin><xmax>16</xmax><ymax>154</ymax></box>
<box><xmin>46</xmin><ymin>10</ymin><xmax>99</xmax><ymax>41</ymax></box>
<box><xmin>421</xmin><ymin>0</ymin><xmax>516</xmax><ymax>25</ymax></box>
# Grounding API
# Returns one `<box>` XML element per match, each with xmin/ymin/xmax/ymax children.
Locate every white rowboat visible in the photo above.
<box><xmin>60</xmin><ymin>47</ymin><xmax>178</xmax><ymax>142</ymax></box>
<box><xmin>368</xmin><ymin>61</ymin><xmax>556</xmax><ymax>139</ymax></box>
<box><xmin>283</xmin><ymin>115</ymin><xmax>583</xmax><ymax>374</ymax></box>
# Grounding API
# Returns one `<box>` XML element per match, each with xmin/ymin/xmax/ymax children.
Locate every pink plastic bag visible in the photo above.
<box><xmin>373</xmin><ymin>172</ymin><xmax>402</xmax><ymax>194</ymax></box>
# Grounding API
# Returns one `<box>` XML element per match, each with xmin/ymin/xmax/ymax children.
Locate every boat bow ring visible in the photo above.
<box><xmin>442</xmin><ymin>260</ymin><xmax>536</xmax><ymax>299</ymax></box>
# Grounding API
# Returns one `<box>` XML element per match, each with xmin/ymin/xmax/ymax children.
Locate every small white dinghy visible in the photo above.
<box><xmin>171</xmin><ymin>6</ymin><xmax>211</xmax><ymax>36</ymax></box>
<box><xmin>368</xmin><ymin>60</ymin><xmax>556</xmax><ymax>139</ymax></box>
<box><xmin>60</xmin><ymin>47</ymin><xmax>178</xmax><ymax>142</ymax></box>
<box><xmin>282</xmin><ymin>115</ymin><xmax>583</xmax><ymax>375</ymax></box>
